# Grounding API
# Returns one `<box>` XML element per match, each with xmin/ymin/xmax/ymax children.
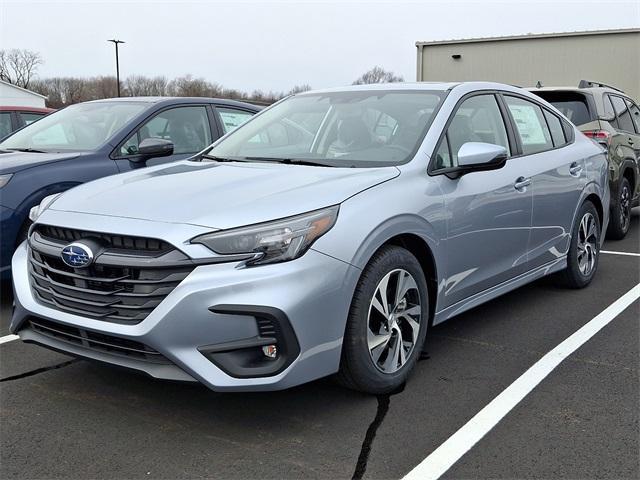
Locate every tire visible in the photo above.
<box><xmin>607</xmin><ymin>177</ymin><xmax>632</xmax><ymax>240</ymax></box>
<box><xmin>337</xmin><ymin>245</ymin><xmax>429</xmax><ymax>394</ymax></box>
<box><xmin>558</xmin><ymin>201</ymin><xmax>601</xmax><ymax>289</ymax></box>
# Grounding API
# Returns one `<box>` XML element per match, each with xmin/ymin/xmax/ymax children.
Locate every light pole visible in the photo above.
<box><xmin>107</xmin><ymin>39</ymin><xmax>125</xmax><ymax>97</ymax></box>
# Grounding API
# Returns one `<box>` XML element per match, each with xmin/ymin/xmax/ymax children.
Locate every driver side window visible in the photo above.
<box><xmin>119</xmin><ymin>106</ymin><xmax>211</xmax><ymax>156</ymax></box>
<box><xmin>434</xmin><ymin>94</ymin><xmax>510</xmax><ymax>170</ymax></box>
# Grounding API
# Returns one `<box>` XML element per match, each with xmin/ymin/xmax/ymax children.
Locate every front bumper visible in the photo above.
<box><xmin>11</xmin><ymin>241</ymin><xmax>359</xmax><ymax>391</ymax></box>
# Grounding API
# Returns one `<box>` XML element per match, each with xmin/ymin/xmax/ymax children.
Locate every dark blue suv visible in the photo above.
<box><xmin>0</xmin><ymin>96</ymin><xmax>260</xmax><ymax>280</ymax></box>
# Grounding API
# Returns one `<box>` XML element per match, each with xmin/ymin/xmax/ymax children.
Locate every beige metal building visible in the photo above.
<box><xmin>416</xmin><ymin>28</ymin><xmax>640</xmax><ymax>100</ymax></box>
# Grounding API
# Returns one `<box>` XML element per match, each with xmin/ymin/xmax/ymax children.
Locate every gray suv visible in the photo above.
<box><xmin>12</xmin><ymin>82</ymin><xmax>608</xmax><ymax>394</ymax></box>
<box><xmin>532</xmin><ymin>80</ymin><xmax>640</xmax><ymax>239</ymax></box>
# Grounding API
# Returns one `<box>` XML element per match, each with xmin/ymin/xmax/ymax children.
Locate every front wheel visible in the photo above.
<box><xmin>558</xmin><ymin>201</ymin><xmax>601</xmax><ymax>289</ymax></box>
<box><xmin>607</xmin><ymin>177</ymin><xmax>632</xmax><ymax>240</ymax></box>
<box><xmin>337</xmin><ymin>245</ymin><xmax>429</xmax><ymax>394</ymax></box>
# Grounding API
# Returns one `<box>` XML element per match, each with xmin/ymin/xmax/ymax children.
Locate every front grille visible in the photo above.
<box><xmin>28</xmin><ymin>317</ymin><xmax>169</xmax><ymax>364</ymax></box>
<box><xmin>35</xmin><ymin>225</ymin><xmax>172</xmax><ymax>253</ymax></box>
<box><xmin>28</xmin><ymin>229</ymin><xmax>196</xmax><ymax>324</ymax></box>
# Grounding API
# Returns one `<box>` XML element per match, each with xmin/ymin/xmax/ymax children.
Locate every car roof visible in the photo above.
<box><xmin>300</xmin><ymin>82</ymin><xmax>460</xmax><ymax>95</ymax></box>
<box><xmin>0</xmin><ymin>106</ymin><xmax>55</xmax><ymax>113</ymax></box>
<box><xmin>83</xmin><ymin>96</ymin><xmax>262</xmax><ymax>111</ymax></box>
<box><xmin>298</xmin><ymin>81</ymin><xmax>550</xmax><ymax>97</ymax></box>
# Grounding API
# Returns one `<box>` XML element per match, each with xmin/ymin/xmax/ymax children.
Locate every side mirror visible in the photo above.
<box><xmin>134</xmin><ymin>138</ymin><xmax>174</xmax><ymax>161</ymax></box>
<box><xmin>455</xmin><ymin>142</ymin><xmax>508</xmax><ymax>175</ymax></box>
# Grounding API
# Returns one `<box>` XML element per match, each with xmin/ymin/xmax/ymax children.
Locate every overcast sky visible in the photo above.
<box><xmin>1</xmin><ymin>0</ymin><xmax>638</xmax><ymax>92</ymax></box>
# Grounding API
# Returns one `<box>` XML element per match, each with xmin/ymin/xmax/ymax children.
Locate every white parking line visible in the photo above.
<box><xmin>601</xmin><ymin>250</ymin><xmax>640</xmax><ymax>257</ymax></box>
<box><xmin>0</xmin><ymin>334</ymin><xmax>19</xmax><ymax>345</ymax></box>
<box><xmin>403</xmin><ymin>283</ymin><xmax>640</xmax><ymax>480</ymax></box>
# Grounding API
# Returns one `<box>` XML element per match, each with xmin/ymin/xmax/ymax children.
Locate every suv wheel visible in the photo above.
<box><xmin>337</xmin><ymin>245</ymin><xmax>428</xmax><ymax>394</ymax></box>
<box><xmin>608</xmin><ymin>177</ymin><xmax>632</xmax><ymax>240</ymax></box>
<box><xmin>559</xmin><ymin>201</ymin><xmax>600</xmax><ymax>289</ymax></box>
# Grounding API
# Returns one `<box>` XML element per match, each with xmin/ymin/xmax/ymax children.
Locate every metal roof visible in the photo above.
<box><xmin>0</xmin><ymin>79</ymin><xmax>48</xmax><ymax>99</ymax></box>
<box><xmin>415</xmin><ymin>28</ymin><xmax>640</xmax><ymax>47</ymax></box>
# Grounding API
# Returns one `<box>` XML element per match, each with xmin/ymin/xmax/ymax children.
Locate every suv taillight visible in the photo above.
<box><xmin>582</xmin><ymin>130</ymin><xmax>611</xmax><ymax>150</ymax></box>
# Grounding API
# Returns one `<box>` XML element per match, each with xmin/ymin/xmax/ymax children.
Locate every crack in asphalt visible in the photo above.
<box><xmin>352</xmin><ymin>393</ymin><xmax>391</xmax><ymax>480</ymax></box>
<box><xmin>352</xmin><ymin>352</ymin><xmax>424</xmax><ymax>480</ymax></box>
<box><xmin>0</xmin><ymin>359</ymin><xmax>79</xmax><ymax>383</ymax></box>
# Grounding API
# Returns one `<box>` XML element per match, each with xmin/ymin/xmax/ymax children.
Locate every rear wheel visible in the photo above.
<box><xmin>558</xmin><ymin>201</ymin><xmax>600</xmax><ymax>289</ymax></box>
<box><xmin>337</xmin><ymin>245</ymin><xmax>429</xmax><ymax>394</ymax></box>
<box><xmin>608</xmin><ymin>177</ymin><xmax>632</xmax><ymax>240</ymax></box>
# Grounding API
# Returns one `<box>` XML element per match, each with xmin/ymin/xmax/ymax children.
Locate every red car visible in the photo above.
<box><xmin>0</xmin><ymin>106</ymin><xmax>55</xmax><ymax>139</ymax></box>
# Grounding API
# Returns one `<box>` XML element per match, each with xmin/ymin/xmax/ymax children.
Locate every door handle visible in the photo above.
<box><xmin>629</xmin><ymin>139</ymin><xmax>635</xmax><ymax>146</ymax></box>
<box><xmin>514</xmin><ymin>176</ymin><xmax>531</xmax><ymax>191</ymax></box>
<box><xmin>569</xmin><ymin>162</ymin><xmax>583</xmax><ymax>177</ymax></box>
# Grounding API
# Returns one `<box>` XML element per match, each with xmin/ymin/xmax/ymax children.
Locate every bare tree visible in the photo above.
<box><xmin>168</xmin><ymin>75</ymin><xmax>222</xmax><ymax>97</ymax></box>
<box><xmin>125</xmin><ymin>75</ymin><xmax>168</xmax><ymax>96</ymax></box>
<box><xmin>352</xmin><ymin>66</ymin><xmax>403</xmax><ymax>85</ymax></box>
<box><xmin>288</xmin><ymin>84</ymin><xmax>312</xmax><ymax>95</ymax></box>
<box><xmin>0</xmin><ymin>49</ymin><xmax>43</xmax><ymax>88</ymax></box>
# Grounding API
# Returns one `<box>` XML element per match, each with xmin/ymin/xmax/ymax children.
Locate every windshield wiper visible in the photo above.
<box><xmin>6</xmin><ymin>148</ymin><xmax>47</xmax><ymax>153</ymax></box>
<box><xmin>200</xmin><ymin>154</ymin><xmax>250</xmax><ymax>163</ymax></box>
<box><xmin>242</xmin><ymin>157</ymin><xmax>333</xmax><ymax>167</ymax></box>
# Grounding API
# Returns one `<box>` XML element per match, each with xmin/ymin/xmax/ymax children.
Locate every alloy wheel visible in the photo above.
<box><xmin>367</xmin><ymin>269</ymin><xmax>421</xmax><ymax>373</ymax></box>
<box><xmin>577</xmin><ymin>212</ymin><xmax>598</xmax><ymax>276</ymax></box>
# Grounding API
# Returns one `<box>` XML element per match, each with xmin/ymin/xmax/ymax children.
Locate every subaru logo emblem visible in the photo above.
<box><xmin>60</xmin><ymin>242</ymin><xmax>94</xmax><ymax>268</ymax></box>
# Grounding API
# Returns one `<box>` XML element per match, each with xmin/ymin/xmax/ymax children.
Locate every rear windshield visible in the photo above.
<box><xmin>531</xmin><ymin>91</ymin><xmax>594</xmax><ymax>126</ymax></box>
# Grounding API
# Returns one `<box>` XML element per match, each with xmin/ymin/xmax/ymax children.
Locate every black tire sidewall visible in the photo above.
<box><xmin>608</xmin><ymin>177</ymin><xmax>631</xmax><ymax>240</ymax></box>
<box><xmin>566</xmin><ymin>201</ymin><xmax>601</xmax><ymax>288</ymax></box>
<box><xmin>341</xmin><ymin>246</ymin><xmax>429</xmax><ymax>394</ymax></box>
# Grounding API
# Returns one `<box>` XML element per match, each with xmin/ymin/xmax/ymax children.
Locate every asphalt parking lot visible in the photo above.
<box><xmin>1</xmin><ymin>210</ymin><xmax>638</xmax><ymax>480</ymax></box>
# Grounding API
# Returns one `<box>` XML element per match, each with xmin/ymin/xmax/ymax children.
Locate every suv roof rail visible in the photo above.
<box><xmin>578</xmin><ymin>79</ymin><xmax>625</xmax><ymax>93</ymax></box>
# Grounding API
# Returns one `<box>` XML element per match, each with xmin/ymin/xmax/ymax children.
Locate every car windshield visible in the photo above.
<box><xmin>0</xmin><ymin>102</ymin><xmax>148</xmax><ymax>152</ymax></box>
<box><xmin>205</xmin><ymin>90</ymin><xmax>446</xmax><ymax>167</ymax></box>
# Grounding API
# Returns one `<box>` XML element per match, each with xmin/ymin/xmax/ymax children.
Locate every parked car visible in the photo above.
<box><xmin>0</xmin><ymin>97</ymin><xmax>260</xmax><ymax>280</ymax></box>
<box><xmin>0</xmin><ymin>106</ymin><xmax>54</xmax><ymax>139</ymax></box>
<box><xmin>11</xmin><ymin>82</ymin><xmax>608</xmax><ymax>394</ymax></box>
<box><xmin>531</xmin><ymin>80</ymin><xmax>640</xmax><ymax>239</ymax></box>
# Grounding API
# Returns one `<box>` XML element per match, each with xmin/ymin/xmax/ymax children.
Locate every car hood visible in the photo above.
<box><xmin>50</xmin><ymin>160</ymin><xmax>400</xmax><ymax>229</ymax></box>
<box><xmin>0</xmin><ymin>150</ymin><xmax>82</xmax><ymax>173</ymax></box>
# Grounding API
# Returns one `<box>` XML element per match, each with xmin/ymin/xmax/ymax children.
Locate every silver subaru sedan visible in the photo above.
<box><xmin>12</xmin><ymin>82</ymin><xmax>609</xmax><ymax>394</ymax></box>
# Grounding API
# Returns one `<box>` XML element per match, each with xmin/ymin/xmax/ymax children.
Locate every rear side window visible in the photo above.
<box><xmin>504</xmin><ymin>96</ymin><xmax>553</xmax><ymax>155</ymax></box>
<box><xmin>624</xmin><ymin>99</ymin><xmax>640</xmax><ymax>133</ymax></box>
<box><xmin>610</xmin><ymin>95</ymin><xmax>635</xmax><ymax>133</ymax></box>
<box><xmin>532</xmin><ymin>91</ymin><xmax>594</xmax><ymax>126</ymax></box>
<box><xmin>19</xmin><ymin>112</ymin><xmax>45</xmax><ymax>125</ymax></box>
<box><xmin>217</xmin><ymin>107</ymin><xmax>254</xmax><ymax>134</ymax></box>
<box><xmin>543</xmin><ymin>110</ymin><xmax>566</xmax><ymax>147</ymax></box>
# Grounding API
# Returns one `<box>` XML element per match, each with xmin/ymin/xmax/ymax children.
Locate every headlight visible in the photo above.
<box><xmin>192</xmin><ymin>206</ymin><xmax>339</xmax><ymax>266</ymax></box>
<box><xmin>28</xmin><ymin>193</ymin><xmax>63</xmax><ymax>222</ymax></box>
<box><xmin>0</xmin><ymin>174</ymin><xmax>13</xmax><ymax>188</ymax></box>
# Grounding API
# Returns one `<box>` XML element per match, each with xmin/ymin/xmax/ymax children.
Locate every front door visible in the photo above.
<box><xmin>432</xmin><ymin>93</ymin><xmax>532</xmax><ymax>309</ymax></box>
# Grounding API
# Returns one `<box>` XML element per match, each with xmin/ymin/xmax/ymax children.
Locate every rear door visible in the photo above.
<box><xmin>113</xmin><ymin>105</ymin><xmax>214</xmax><ymax>171</ymax></box>
<box><xmin>431</xmin><ymin>93</ymin><xmax>532</xmax><ymax>308</ymax></box>
<box><xmin>502</xmin><ymin>94</ymin><xmax>584</xmax><ymax>269</ymax></box>
<box><xmin>609</xmin><ymin>95</ymin><xmax>640</xmax><ymax>162</ymax></box>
